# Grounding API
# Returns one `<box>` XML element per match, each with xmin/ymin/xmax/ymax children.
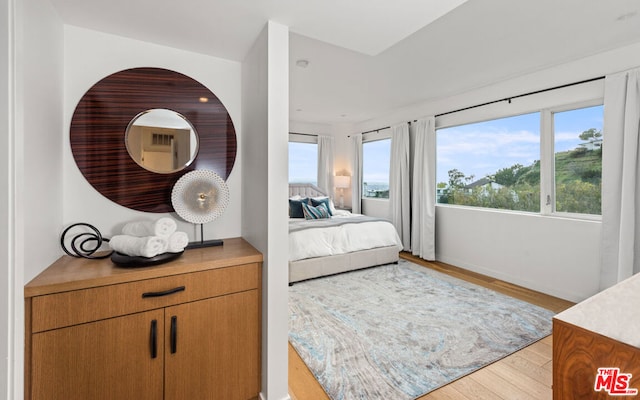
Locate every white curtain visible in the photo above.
<box><xmin>601</xmin><ymin>68</ymin><xmax>640</xmax><ymax>290</ymax></box>
<box><xmin>411</xmin><ymin>117</ymin><xmax>436</xmax><ymax>260</ymax></box>
<box><xmin>389</xmin><ymin>123</ymin><xmax>411</xmax><ymax>250</ymax></box>
<box><xmin>317</xmin><ymin>135</ymin><xmax>334</xmax><ymax>197</ymax></box>
<box><xmin>350</xmin><ymin>134</ymin><xmax>363</xmax><ymax>213</ymax></box>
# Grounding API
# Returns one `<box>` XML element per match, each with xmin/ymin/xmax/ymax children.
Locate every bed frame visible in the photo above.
<box><xmin>288</xmin><ymin>184</ymin><xmax>399</xmax><ymax>283</ymax></box>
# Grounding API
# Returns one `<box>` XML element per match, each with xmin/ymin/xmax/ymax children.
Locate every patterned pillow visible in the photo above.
<box><xmin>310</xmin><ymin>197</ymin><xmax>333</xmax><ymax>216</ymax></box>
<box><xmin>302</xmin><ymin>202</ymin><xmax>330</xmax><ymax>220</ymax></box>
<box><xmin>289</xmin><ymin>198</ymin><xmax>309</xmax><ymax>218</ymax></box>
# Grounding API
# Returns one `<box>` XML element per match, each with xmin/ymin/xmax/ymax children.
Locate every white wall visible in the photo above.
<box><xmin>436</xmin><ymin>206</ymin><xmax>601</xmax><ymax>301</ymax></box>
<box><xmin>20</xmin><ymin>0</ymin><xmax>64</xmax><ymax>284</ymax></box>
<box><xmin>63</xmin><ymin>26</ymin><xmax>242</xmax><ymax>246</ymax></box>
<box><xmin>0</xmin><ymin>0</ymin><xmax>12</xmax><ymax>397</ymax></box>
<box><xmin>242</xmin><ymin>22</ymin><xmax>290</xmax><ymax>400</ymax></box>
<box><xmin>362</xmin><ymin>198</ymin><xmax>390</xmax><ymax>219</ymax></box>
<box><xmin>0</xmin><ymin>1</ymin><xmax>15</xmax><ymax>398</ymax></box>
<box><xmin>351</xmin><ymin>40</ymin><xmax>640</xmax><ymax>303</ymax></box>
<box><xmin>289</xmin><ymin>120</ymin><xmax>332</xmax><ymax>136</ymax></box>
<box><xmin>7</xmin><ymin>0</ymin><xmax>65</xmax><ymax>398</ymax></box>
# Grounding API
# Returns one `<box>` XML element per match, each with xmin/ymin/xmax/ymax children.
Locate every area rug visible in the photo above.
<box><xmin>288</xmin><ymin>259</ymin><xmax>555</xmax><ymax>400</ymax></box>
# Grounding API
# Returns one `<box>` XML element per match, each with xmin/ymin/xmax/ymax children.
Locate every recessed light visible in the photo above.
<box><xmin>295</xmin><ymin>59</ymin><xmax>310</xmax><ymax>68</ymax></box>
<box><xmin>199</xmin><ymin>97</ymin><xmax>209</xmax><ymax>103</ymax></box>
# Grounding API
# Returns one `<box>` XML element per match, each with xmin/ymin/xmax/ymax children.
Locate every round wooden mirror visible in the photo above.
<box><xmin>70</xmin><ymin>67</ymin><xmax>237</xmax><ymax>213</ymax></box>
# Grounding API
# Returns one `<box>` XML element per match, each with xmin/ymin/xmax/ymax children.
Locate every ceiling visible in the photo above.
<box><xmin>50</xmin><ymin>0</ymin><xmax>640</xmax><ymax>125</ymax></box>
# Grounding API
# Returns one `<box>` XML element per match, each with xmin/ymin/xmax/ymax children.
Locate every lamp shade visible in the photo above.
<box><xmin>335</xmin><ymin>175</ymin><xmax>351</xmax><ymax>189</ymax></box>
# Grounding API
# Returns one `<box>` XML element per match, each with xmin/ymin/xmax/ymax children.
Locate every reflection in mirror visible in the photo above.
<box><xmin>125</xmin><ymin>109</ymin><xmax>199</xmax><ymax>174</ymax></box>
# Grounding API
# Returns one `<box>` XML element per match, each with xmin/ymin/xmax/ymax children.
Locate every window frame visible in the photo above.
<box><xmin>436</xmin><ymin>110</ymin><xmax>542</xmax><ymax>213</ymax></box>
<box><xmin>362</xmin><ymin>129</ymin><xmax>392</xmax><ymax>201</ymax></box>
<box><xmin>542</xmin><ymin>99</ymin><xmax>604</xmax><ymax>220</ymax></box>
<box><xmin>435</xmin><ymin>79</ymin><xmax>604</xmax><ymax>220</ymax></box>
<box><xmin>288</xmin><ymin>133</ymin><xmax>318</xmax><ymax>185</ymax></box>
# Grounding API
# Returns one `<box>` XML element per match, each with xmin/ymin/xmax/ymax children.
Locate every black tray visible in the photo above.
<box><xmin>111</xmin><ymin>251</ymin><xmax>184</xmax><ymax>268</ymax></box>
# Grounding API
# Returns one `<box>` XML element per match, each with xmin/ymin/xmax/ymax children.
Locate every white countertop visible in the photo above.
<box><xmin>554</xmin><ymin>272</ymin><xmax>640</xmax><ymax>348</ymax></box>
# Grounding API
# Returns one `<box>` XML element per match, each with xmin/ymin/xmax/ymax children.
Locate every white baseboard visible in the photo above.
<box><xmin>259</xmin><ymin>392</ymin><xmax>291</xmax><ymax>400</ymax></box>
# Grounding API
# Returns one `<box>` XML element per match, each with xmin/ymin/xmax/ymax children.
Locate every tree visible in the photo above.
<box><xmin>494</xmin><ymin>163</ymin><xmax>524</xmax><ymax>186</ymax></box>
<box><xmin>447</xmin><ymin>169</ymin><xmax>465</xmax><ymax>189</ymax></box>
<box><xmin>579</xmin><ymin>128</ymin><xmax>602</xmax><ymax>142</ymax></box>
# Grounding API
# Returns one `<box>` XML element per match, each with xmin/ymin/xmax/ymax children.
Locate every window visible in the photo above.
<box><xmin>363</xmin><ymin>138</ymin><xmax>391</xmax><ymax>199</ymax></box>
<box><xmin>552</xmin><ymin>104</ymin><xmax>603</xmax><ymax>215</ymax></box>
<box><xmin>436</xmin><ymin>91</ymin><xmax>604</xmax><ymax>218</ymax></box>
<box><xmin>288</xmin><ymin>141</ymin><xmax>317</xmax><ymax>185</ymax></box>
<box><xmin>437</xmin><ymin>112</ymin><xmax>541</xmax><ymax>212</ymax></box>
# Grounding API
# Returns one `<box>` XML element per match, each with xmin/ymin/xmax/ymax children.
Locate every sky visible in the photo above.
<box><xmin>287</xmin><ymin>104</ymin><xmax>603</xmax><ymax>187</ymax></box>
<box><xmin>436</xmin><ymin>105</ymin><xmax>603</xmax><ymax>184</ymax></box>
<box><xmin>362</xmin><ymin>139</ymin><xmax>391</xmax><ymax>184</ymax></box>
<box><xmin>288</xmin><ymin>142</ymin><xmax>318</xmax><ymax>183</ymax></box>
<box><xmin>288</xmin><ymin>138</ymin><xmax>392</xmax><ymax>186</ymax></box>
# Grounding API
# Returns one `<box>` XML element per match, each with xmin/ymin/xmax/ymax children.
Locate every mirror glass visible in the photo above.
<box><xmin>125</xmin><ymin>109</ymin><xmax>199</xmax><ymax>174</ymax></box>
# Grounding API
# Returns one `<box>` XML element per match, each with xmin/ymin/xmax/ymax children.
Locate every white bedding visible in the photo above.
<box><xmin>289</xmin><ymin>213</ymin><xmax>403</xmax><ymax>262</ymax></box>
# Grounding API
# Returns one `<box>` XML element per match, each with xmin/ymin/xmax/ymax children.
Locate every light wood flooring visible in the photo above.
<box><xmin>289</xmin><ymin>253</ymin><xmax>575</xmax><ymax>400</ymax></box>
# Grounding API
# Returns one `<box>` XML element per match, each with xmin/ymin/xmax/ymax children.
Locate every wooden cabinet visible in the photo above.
<box><xmin>553</xmin><ymin>273</ymin><xmax>640</xmax><ymax>399</ymax></box>
<box><xmin>553</xmin><ymin>319</ymin><xmax>640</xmax><ymax>399</ymax></box>
<box><xmin>31</xmin><ymin>309</ymin><xmax>165</xmax><ymax>400</ymax></box>
<box><xmin>24</xmin><ymin>238</ymin><xmax>262</xmax><ymax>400</ymax></box>
<box><xmin>164</xmin><ymin>291</ymin><xmax>259</xmax><ymax>400</ymax></box>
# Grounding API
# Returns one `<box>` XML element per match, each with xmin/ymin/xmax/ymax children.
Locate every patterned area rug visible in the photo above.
<box><xmin>288</xmin><ymin>259</ymin><xmax>555</xmax><ymax>400</ymax></box>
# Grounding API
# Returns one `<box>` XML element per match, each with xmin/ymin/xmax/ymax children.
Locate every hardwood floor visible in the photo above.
<box><xmin>288</xmin><ymin>253</ymin><xmax>575</xmax><ymax>400</ymax></box>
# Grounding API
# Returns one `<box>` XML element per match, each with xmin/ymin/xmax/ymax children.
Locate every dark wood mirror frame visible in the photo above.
<box><xmin>70</xmin><ymin>67</ymin><xmax>237</xmax><ymax>213</ymax></box>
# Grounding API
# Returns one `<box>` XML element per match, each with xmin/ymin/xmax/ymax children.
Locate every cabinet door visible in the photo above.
<box><xmin>165</xmin><ymin>290</ymin><xmax>260</xmax><ymax>400</ymax></box>
<box><xmin>31</xmin><ymin>309</ymin><xmax>165</xmax><ymax>400</ymax></box>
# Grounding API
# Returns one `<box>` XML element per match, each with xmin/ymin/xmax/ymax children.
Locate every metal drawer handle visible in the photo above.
<box><xmin>150</xmin><ymin>319</ymin><xmax>158</xmax><ymax>359</ymax></box>
<box><xmin>170</xmin><ymin>316</ymin><xmax>178</xmax><ymax>354</ymax></box>
<box><xmin>142</xmin><ymin>286</ymin><xmax>186</xmax><ymax>298</ymax></box>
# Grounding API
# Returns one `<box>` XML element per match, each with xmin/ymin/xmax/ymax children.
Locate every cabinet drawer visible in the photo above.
<box><xmin>31</xmin><ymin>263</ymin><xmax>259</xmax><ymax>332</ymax></box>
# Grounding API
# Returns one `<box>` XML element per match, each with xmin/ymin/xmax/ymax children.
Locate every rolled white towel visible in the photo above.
<box><xmin>167</xmin><ymin>231</ymin><xmax>189</xmax><ymax>253</ymax></box>
<box><xmin>122</xmin><ymin>217</ymin><xmax>177</xmax><ymax>238</ymax></box>
<box><xmin>109</xmin><ymin>235</ymin><xmax>168</xmax><ymax>258</ymax></box>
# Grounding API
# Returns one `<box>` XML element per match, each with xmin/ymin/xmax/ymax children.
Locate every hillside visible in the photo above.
<box><xmin>554</xmin><ymin>148</ymin><xmax>601</xmax><ymax>185</ymax></box>
<box><xmin>441</xmin><ymin>147</ymin><xmax>601</xmax><ymax>214</ymax></box>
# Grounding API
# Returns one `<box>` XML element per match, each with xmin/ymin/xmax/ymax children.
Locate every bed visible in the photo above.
<box><xmin>288</xmin><ymin>184</ymin><xmax>402</xmax><ymax>283</ymax></box>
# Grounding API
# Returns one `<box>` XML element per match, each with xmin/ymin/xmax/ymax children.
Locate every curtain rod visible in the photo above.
<box><xmin>356</xmin><ymin>75</ymin><xmax>605</xmax><ymax>136</ymax></box>
<box><xmin>356</xmin><ymin>120</ymin><xmax>417</xmax><ymax>137</ymax></box>
<box><xmin>435</xmin><ymin>75</ymin><xmax>604</xmax><ymax>118</ymax></box>
<box><xmin>289</xmin><ymin>132</ymin><xmax>317</xmax><ymax>137</ymax></box>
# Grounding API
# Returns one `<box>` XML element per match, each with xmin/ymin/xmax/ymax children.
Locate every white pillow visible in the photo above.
<box><xmin>333</xmin><ymin>209</ymin><xmax>352</xmax><ymax>217</ymax></box>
